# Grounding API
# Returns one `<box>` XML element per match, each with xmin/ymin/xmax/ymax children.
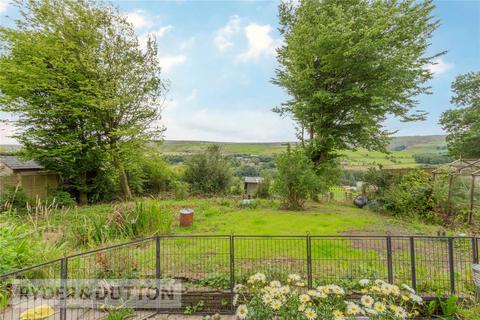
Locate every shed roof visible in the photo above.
<box><xmin>244</xmin><ymin>176</ymin><xmax>264</xmax><ymax>184</ymax></box>
<box><xmin>0</xmin><ymin>156</ymin><xmax>44</xmax><ymax>170</ymax></box>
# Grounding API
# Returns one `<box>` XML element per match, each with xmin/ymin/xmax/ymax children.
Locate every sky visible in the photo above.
<box><xmin>0</xmin><ymin>0</ymin><xmax>479</xmax><ymax>143</ymax></box>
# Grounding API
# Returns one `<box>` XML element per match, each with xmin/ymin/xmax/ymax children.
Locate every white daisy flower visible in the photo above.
<box><xmin>360</xmin><ymin>295</ymin><xmax>374</xmax><ymax>308</ymax></box>
<box><xmin>359</xmin><ymin>279</ymin><xmax>370</xmax><ymax>286</ymax></box>
<box><xmin>299</xmin><ymin>294</ymin><xmax>311</xmax><ymax>303</ymax></box>
<box><xmin>271</xmin><ymin>299</ymin><xmax>282</xmax><ymax>310</ymax></box>
<box><xmin>236</xmin><ymin>305</ymin><xmax>248</xmax><ymax>320</ymax></box>
<box><xmin>304</xmin><ymin>308</ymin><xmax>317</xmax><ymax>320</ymax></box>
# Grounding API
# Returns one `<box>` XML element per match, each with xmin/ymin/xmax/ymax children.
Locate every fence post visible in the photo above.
<box><xmin>448</xmin><ymin>237</ymin><xmax>455</xmax><ymax>294</ymax></box>
<box><xmin>230</xmin><ymin>234</ymin><xmax>235</xmax><ymax>293</ymax></box>
<box><xmin>306</xmin><ymin>234</ymin><xmax>312</xmax><ymax>289</ymax></box>
<box><xmin>156</xmin><ymin>236</ymin><xmax>161</xmax><ymax>279</ymax></box>
<box><xmin>409</xmin><ymin>237</ymin><xmax>417</xmax><ymax>291</ymax></box>
<box><xmin>386</xmin><ymin>236</ymin><xmax>393</xmax><ymax>284</ymax></box>
<box><xmin>59</xmin><ymin>257</ymin><xmax>68</xmax><ymax>320</ymax></box>
<box><xmin>155</xmin><ymin>236</ymin><xmax>161</xmax><ymax>314</ymax></box>
<box><xmin>473</xmin><ymin>237</ymin><xmax>479</xmax><ymax>264</ymax></box>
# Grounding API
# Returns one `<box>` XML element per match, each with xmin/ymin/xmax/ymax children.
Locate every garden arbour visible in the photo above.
<box><xmin>0</xmin><ymin>234</ymin><xmax>479</xmax><ymax>319</ymax></box>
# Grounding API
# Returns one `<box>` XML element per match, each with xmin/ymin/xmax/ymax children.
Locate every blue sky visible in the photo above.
<box><xmin>0</xmin><ymin>0</ymin><xmax>479</xmax><ymax>143</ymax></box>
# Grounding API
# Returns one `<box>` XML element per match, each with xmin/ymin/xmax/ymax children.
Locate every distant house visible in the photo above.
<box><xmin>244</xmin><ymin>176</ymin><xmax>264</xmax><ymax>197</ymax></box>
<box><xmin>0</xmin><ymin>156</ymin><xmax>59</xmax><ymax>198</ymax></box>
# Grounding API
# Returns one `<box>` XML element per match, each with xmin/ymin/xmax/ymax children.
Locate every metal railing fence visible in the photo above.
<box><xmin>1</xmin><ymin>235</ymin><xmax>479</xmax><ymax>319</ymax></box>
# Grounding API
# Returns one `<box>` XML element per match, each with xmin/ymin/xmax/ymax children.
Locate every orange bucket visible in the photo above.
<box><xmin>179</xmin><ymin>208</ymin><xmax>194</xmax><ymax>226</ymax></box>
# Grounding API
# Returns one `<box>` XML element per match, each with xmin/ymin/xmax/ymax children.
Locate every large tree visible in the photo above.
<box><xmin>0</xmin><ymin>0</ymin><xmax>165</xmax><ymax>202</ymax></box>
<box><xmin>440</xmin><ymin>72</ymin><xmax>480</xmax><ymax>159</ymax></box>
<box><xmin>274</xmin><ymin>0</ymin><xmax>443</xmax><ymax>164</ymax></box>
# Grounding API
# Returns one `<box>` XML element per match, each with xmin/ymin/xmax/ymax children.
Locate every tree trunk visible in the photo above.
<box><xmin>114</xmin><ymin>157</ymin><xmax>132</xmax><ymax>201</ymax></box>
<box><xmin>79</xmin><ymin>172</ymin><xmax>88</xmax><ymax>205</ymax></box>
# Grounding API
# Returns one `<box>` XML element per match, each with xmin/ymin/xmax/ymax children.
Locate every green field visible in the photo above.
<box><xmin>158</xmin><ymin>135</ymin><xmax>447</xmax><ymax>169</ymax></box>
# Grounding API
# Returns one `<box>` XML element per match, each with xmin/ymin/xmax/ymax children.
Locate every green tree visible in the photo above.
<box><xmin>274</xmin><ymin>0</ymin><xmax>442</xmax><ymax>164</ymax></box>
<box><xmin>272</xmin><ymin>147</ymin><xmax>320</xmax><ymax>210</ymax></box>
<box><xmin>440</xmin><ymin>72</ymin><xmax>480</xmax><ymax>159</ymax></box>
<box><xmin>0</xmin><ymin>0</ymin><xmax>165</xmax><ymax>202</ymax></box>
<box><xmin>183</xmin><ymin>145</ymin><xmax>233</xmax><ymax>195</ymax></box>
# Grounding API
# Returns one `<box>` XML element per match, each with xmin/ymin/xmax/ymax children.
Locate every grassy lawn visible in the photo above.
<box><xmin>168</xmin><ymin>200</ymin><xmax>439</xmax><ymax>236</ymax></box>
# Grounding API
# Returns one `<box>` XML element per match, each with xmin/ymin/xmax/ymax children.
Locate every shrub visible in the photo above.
<box><xmin>172</xmin><ymin>180</ymin><xmax>189</xmax><ymax>200</ymax></box>
<box><xmin>47</xmin><ymin>189</ymin><xmax>76</xmax><ymax>207</ymax></box>
<box><xmin>0</xmin><ymin>222</ymin><xmax>35</xmax><ymax>273</ymax></box>
<box><xmin>382</xmin><ymin>170</ymin><xmax>436</xmax><ymax>221</ymax></box>
<box><xmin>140</xmin><ymin>153</ymin><xmax>178</xmax><ymax>194</ymax></box>
<box><xmin>272</xmin><ymin>148</ymin><xmax>320</xmax><ymax>210</ymax></box>
<box><xmin>413</xmin><ymin>153</ymin><xmax>452</xmax><ymax>165</ymax></box>
<box><xmin>71</xmin><ymin>200</ymin><xmax>173</xmax><ymax>246</ymax></box>
<box><xmin>183</xmin><ymin>145</ymin><xmax>233</xmax><ymax>195</ymax></box>
<box><xmin>362</xmin><ymin>166</ymin><xmax>399</xmax><ymax>197</ymax></box>
<box><xmin>0</xmin><ymin>186</ymin><xmax>31</xmax><ymax>213</ymax></box>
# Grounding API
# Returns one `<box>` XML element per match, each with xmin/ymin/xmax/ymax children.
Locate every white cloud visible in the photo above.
<box><xmin>125</xmin><ymin>9</ymin><xmax>152</xmax><ymax>29</ymax></box>
<box><xmin>214</xmin><ymin>15</ymin><xmax>241</xmax><ymax>51</ymax></box>
<box><xmin>185</xmin><ymin>89</ymin><xmax>198</xmax><ymax>102</ymax></box>
<box><xmin>238</xmin><ymin>23</ymin><xmax>279</xmax><ymax>61</ymax></box>
<box><xmin>158</xmin><ymin>55</ymin><xmax>187</xmax><ymax>73</ymax></box>
<box><xmin>0</xmin><ymin>0</ymin><xmax>8</xmax><ymax>13</ymax></box>
<box><xmin>162</xmin><ymin>105</ymin><xmax>296</xmax><ymax>142</ymax></box>
<box><xmin>179</xmin><ymin>37</ymin><xmax>195</xmax><ymax>51</ymax></box>
<box><xmin>428</xmin><ymin>58</ymin><xmax>454</xmax><ymax>75</ymax></box>
<box><xmin>138</xmin><ymin>25</ymin><xmax>173</xmax><ymax>49</ymax></box>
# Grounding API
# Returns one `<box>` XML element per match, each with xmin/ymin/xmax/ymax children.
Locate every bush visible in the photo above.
<box><xmin>0</xmin><ymin>222</ymin><xmax>35</xmax><ymax>273</ymax></box>
<box><xmin>172</xmin><ymin>180</ymin><xmax>189</xmax><ymax>200</ymax></box>
<box><xmin>413</xmin><ymin>153</ymin><xmax>452</xmax><ymax>165</ymax></box>
<box><xmin>383</xmin><ymin>170</ymin><xmax>436</xmax><ymax>221</ymax></box>
<box><xmin>183</xmin><ymin>145</ymin><xmax>233</xmax><ymax>195</ymax></box>
<box><xmin>47</xmin><ymin>189</ymin><xmax>76</xmax><ymax>207</ymax></box>
<box><xmin>0</xmin><ymin>186</ymin><xmax>31</xmax><ymax>213</ymax></box>
<box><xmin>272</xmin><ymin>148</ymin><xmax>320</xmax><ymax>210</ymax></box>
<box><xmin>140</xmin><ymin>153</ymin><xmax>178</xmax><ymax>194</ymax></box>
<box><xmin>0</xmin><ymin>222</ymin><xmax>62</xmax><ymax>273</ymax></box>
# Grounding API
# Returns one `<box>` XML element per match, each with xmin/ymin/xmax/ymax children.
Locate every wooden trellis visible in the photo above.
<box><xmin>432</xmin><ymin>159</ymin><xmax>480</xmax><ymax>225</ymax></box>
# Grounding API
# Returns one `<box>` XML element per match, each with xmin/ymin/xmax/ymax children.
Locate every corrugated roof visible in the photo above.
<box><xmin>0</xmin><ymin>156</ymin><xmax>44</xmax><ymax>170</ymax></box>
<box><xmin>244</xmin><ymin>176</ymin><xmax>264</xmax><ymax>184</ymax></box>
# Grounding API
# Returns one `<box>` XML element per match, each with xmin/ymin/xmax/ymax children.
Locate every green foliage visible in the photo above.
<box><xmin>0</xmin><ymin>187</ymin><xmax>30</xmax><ymax>213</ymax></box>
<box><xmin>363</xmin><ymin>168</ymin><xmax>438</xmax><ymax>222</ymax></box>
<box><xmin>383</xmin><ymin>170</ymin><xmax>436</xmax><ymax>221</ymax></box>
<box><xmin>0</xmin><ymin>222</ymin><xmax>35</xmax><ymax>274</ymax></box>
<box><xmin>47</xmin><ymin>189</ymin><xmax>76</xmax><ymax>208</ymax></box>
<box><xmin>274</xmin><ymin>0</ymin><xmax>442</xmax><ymax>164</ymax></box>
<box><xmin>235</xmin><ymin>165</ymin><xmax>260</xmax><ymax>178</ymax></box>
<box><xmin>0</xmin><ymin>0</ymin><xmax>165</xmax><ymax>203</ymax></box>
<box><xmin>440</xmin><ymin>72</ymin><xmax>480</xmax><ymax>159</ymax></box>
<box><xmin>71</xmin><ymin>200</ymin><xmax>173</xmax><ymax>246</ymax></box>
<box><xmin>413</xmin><ymin>153</ymin><xmax>453</xmax><ymax>165</ymax></box>
<box><xmin>137</xmin><ymin>152</ymin><xmax>178</xmax><ymax>195</ymax></box>
<box><xmin>184</xmin><ymin>300</ymin><xmax>205</xmax><ymax>315</ymax></box>
<box><xmin>105</xmin><ymin>307</ymin><xmax>134</xmax><ymax>320</ymax></box>
<box><xmin>256</xmin><ymin>176</ymin><xmax>272</xmax><ymax>199</ymax></box>
<box><xmin>272</xmin><ymin>148</ymin><xmax>320</xmax><ymax>210</ymax></box>
<box><xmin>362</xmin><ymin>167</ymin><xmax>399</xmax><ymax>197</ymax></box>
<box><xmin>0</xmin><ymin>220</ymin><xmax>63</xmax><ymax>273</ymax></box>
<box><xmin>192</xmin><ymin>274</ymin><xmax>231</xmax><ymax>290</ymax></box>
<box><xmin>425</xmin><ymin>293</ymin><xmax>459</xmax><ymax>320</ymax></box>
<box><xmin>172</xmin><ymin>180</ymin><xmax>189</xmax><ymax>200</ymax></box>
<box><xmin>183</xmin><ymin>145</ymin><xmax>233</xmax><ymax>195</ymax></box>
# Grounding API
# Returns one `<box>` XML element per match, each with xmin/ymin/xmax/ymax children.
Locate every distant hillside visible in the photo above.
<box><xmin>388</xmin><ymin>135</ymin><xmax>446</xmax><ymax>151</ymax></box>
<box><xmin>3</xmin><ymin>135</ymin><xmax>449</xmax><ymax>169</ymax></box>
<box><xmin>157</xmin><ymin>135</ymin><xmax>449</xmax><ymax>169</ymax></box>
